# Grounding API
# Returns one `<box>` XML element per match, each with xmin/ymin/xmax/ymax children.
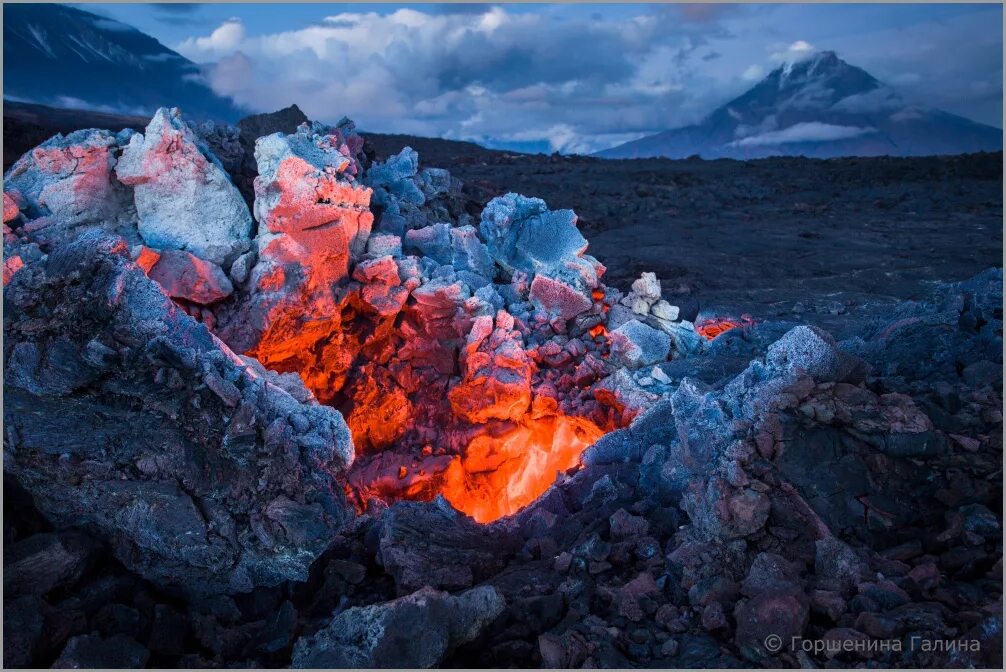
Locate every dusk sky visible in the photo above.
<box><xmin>82</xmin><ymin>3</ymin><xmax>1003</xmax><ymax>153</ymax></box>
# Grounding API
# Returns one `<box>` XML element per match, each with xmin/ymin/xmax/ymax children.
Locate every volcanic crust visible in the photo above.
<box><xmin>2</xmin><ymin>105</ymin><xmax>1003</xmax><ymax>669</ymax></box>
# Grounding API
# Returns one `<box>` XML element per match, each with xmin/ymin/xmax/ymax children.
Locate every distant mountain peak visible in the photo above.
<box><xmin>783</xmin><ymin>49</ymin><xmax>840</xmax><ymax>72</ymax></box>
<box><xmin>3</xmin><ymin>3</ymin><xmax>243</xmax><ymax>122</ymax></box>
<box><xmin>598</xmin><ymin>51</ymin><xmax>1001</xmax><ymax>160</ymax></box>
<box><xmin>768</xmin><ymin>50</ymin><xmax>878</xmax><ymax>98</ymax></box>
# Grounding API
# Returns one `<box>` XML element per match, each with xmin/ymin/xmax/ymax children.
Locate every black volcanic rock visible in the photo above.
<box><xmin>3</xmin><ymin>231</ymin><xmax>355</xmax><ymax>595</ymax></box>
<box><xmin>3</xmin><ymin>532</ymin><xmax>102</xmax><ymax>598</ymax></box>
<box><xmin>53</xmin><ymin>633</ymin><xmax>150</xmax><ymax>669</ymax></box>
<box><xmin>237</xmin><ymin>104</ymin><xmax>310</xmax><ymax>146</ymax></box>
<box><xmin>377</xmin><ymin>500</ymin><xmax>518</xmax><ymax>595</ymax></box>
<box><xmin>599</xmin><ymin>51</ymin><xmax>1003</xmax><ymax>159</ymax></box>
<box><xmin>292</xmin><ymin>586</ymin><xmax>505</xmax><ymax>668</ymax></box>
<box><xmin>3</xmin><ymin>595</ymin><xmax>46</xmax><ymax>667</ymax></box>
<box><xmin>2</xmin><ymin>4</ymin><xmax>242</xmax><ymax>122</ymax></box>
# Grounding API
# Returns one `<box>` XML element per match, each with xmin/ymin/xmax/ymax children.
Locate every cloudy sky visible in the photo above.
<box><xmin>85</xmin><ymin>3</ymin><xmax>1003</xmax><ymax>153</ymax></box>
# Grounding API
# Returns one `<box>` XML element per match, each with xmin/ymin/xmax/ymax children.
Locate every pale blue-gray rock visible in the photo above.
<box><xmin>609</xmin><ymin>319</ymin><xmax>672</xmax><ymax>368</ymax></box>
<box><xmin>292</xmin><ymin>585</ymin><xmax>505</xmax><ymax>668</ymax></box>
<box><xmin>252</xmin><ymin>122</ymin><xmax>351</xmax><ymax>181</ymax></box>
<box><xmin>405</xmin><ymin>222</ymin><xmax>452</xmax><ymax>265</ymax></box>
<box><xmin>450</xmin><ymin>224</ymin><xmax>494</xmax><ymax>278</ymax></box>
<box><xmin>479</xmin><ymin>192</ymin><xmax>587</xmax><ymax>278</ymax></box>
<box><xmin>479</xmin><ymin>193</ymin><xmax>603</xmax><ymax>320</ymax></box>
<box><xmin>116</xmin><ymin>108</ymin><xmax>252</xmax><ymax>266</ymax></box>
<box><xmin>4</xmin><ymin>231</ymin><xmax>354</xmax><ymax>595</ymax></box>
<box><xmin>366</xmin><ymin>146</ymin><xmax>425</xmax><ymax>211</ymax></box>
<box><xmin>3</xmin><ymin>128</ymin><xmax>138</xmax><ymax>243</ymax></box>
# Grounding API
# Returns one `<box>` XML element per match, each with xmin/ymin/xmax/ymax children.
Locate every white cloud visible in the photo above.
<box><xmin>831</xmin><ymin>86</ymin><xmax>904</xmax><ymax>113</ymax></box>
<box><xmin>177</xmin><ymin>19</ymin><xmax>246</xmax><ymax>58</ymax></box>
<box><xmin>728</xmin><ymin>121</ymin><xmax>874</xmax><ymax>147</ymax></box>
<box><xmin>54</xmin><ymin>96</ymin><xmax>150</xmax><ymax>117</ymax></box>
<box><xmin>172</xmin><ymin>6</ymin><xmax>739</xmax><ymax>152</ymax></box>
<box><xmin>734</xmin><ymin>113</ymin><xmax>778</xmax><ymax>139</ymax></box>
<box><xmin>771</xmin><ymin>39</ymin><xmax>817</xmax><ymax>63</ymax></box>
<box><xmin>889</xmin><ymin>107</ymin><xmax>928</xmax><ymax>122</ymax></box>
<box><xmin>165</xmin><ymin>4</ymin><xmax>1002</xmax><ymax>150</ymax></box>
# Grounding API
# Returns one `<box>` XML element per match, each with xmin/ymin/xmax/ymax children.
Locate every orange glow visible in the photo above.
<box><xmin>696</xmin><ymin>316</ymin><xmax>753</xmax><ymax>340</ymax></box>
<box><xmin>440</xmin><ymin>414</ymin><xmax>606</xmax><ymax>523</ymax></box>
<box><xmin>588</xmin><ymin>324</ymin><xmax>607</xmax><ymax>338</ymax></box>
<box><xmin>3</xmin><ymin>255</ymin><xmax>24</xmax><ymax>285</ymax></box>
<box><xmin>134</xmin><ymin>246</ymin><xmax>161</xmax><ymax>273</ymax></box>
<box><xmin>237</xmin><ymin>184</ymin><xmax>622</xmax><ymax>524</ymax></box>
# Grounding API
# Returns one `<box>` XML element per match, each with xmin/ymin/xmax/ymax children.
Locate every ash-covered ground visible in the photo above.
<box><xmin>3</xmin><ymin>103</ymin><xmax>1003</xmax><ymax>669</ymax></box>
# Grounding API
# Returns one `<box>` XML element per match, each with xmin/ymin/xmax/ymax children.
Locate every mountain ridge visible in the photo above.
<box><xmin>3</xmin><ymin>3</ymin><xmax>243</xmax><ymax>122</ymax></box>
<box><xmin>598</xmin><ymin>51</ymin><xmax>1003</xmax><ymax>159</ymax></box>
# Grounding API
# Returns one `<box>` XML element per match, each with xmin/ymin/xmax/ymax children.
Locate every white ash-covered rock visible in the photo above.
<box><xmin>116</xmin><ymin>108</ymin><xmax>252</xmax><ymax>266</ymax></box>
<box><xmin>4</xmin><ymin>128</ymin><xmax>138</xmax><ymax>244</ymax></box>
<box><xmin>609</xmin><ymin>319</ymin><xmax>672</xmax><ymax>369</ymax></box>
<box><xmin>480</xmin><ymin>193</ymin><xmax>604</xmax><ymax>323</ymax></box>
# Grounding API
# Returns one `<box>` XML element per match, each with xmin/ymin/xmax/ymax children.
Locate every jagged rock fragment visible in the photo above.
<box><xmin>4</xmin><ymin>232</ymin><xmax>354</xmax><ymax>595</ymax></box>
<box><xmin>292</xmin><ymin>585</ymin><xmax>504</xmax><ymax>668</ymax></box>
<box><xmin>4</xmin><ymin>128</ymin><xmax>137</xmax><ymax>242</ymax></box>
<box><xmin>4</xmin><ymin>531</ymin><xmax>101</xmax><ymax>598</ymax></box>
<box><xmin>3</xmin><ymin>192</ymin><xmax>20</xmax><ymax>222</ymax></box>
<box><xmin>449</xmin><ymin>311</ymin><xmax>533</xmax><ymax>423</ymax></box>
<box><xmin>609</xmin><ymin>319</ymin><xmax>671</xmax><ymax>368</ymax></box>
<box><xmin>140</xmin><ymin>247</ymin><xmax>234</xmax><ymax>305</ymax></box>
<box><xmin>116</xmin><ymin>108</ymin><xmax>252</xmax><ymax>265</ymax></box>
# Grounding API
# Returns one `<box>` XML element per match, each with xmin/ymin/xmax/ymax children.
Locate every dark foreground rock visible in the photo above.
<box><xmin>2</xmin><ymin>103</ymin><xmax>1001</xmax><ymax>669</ymax></box>
<box><xmin>53</xmin><ymin>633</ymin><xmax>150</xmax><ymax>669</ymax></box>
<box><xmin>3</xmin><ymin>261</ymin><xmax>1001</xmax><ymax>669</ymax></box>
<box><xmin>292</xmin><ymin>585</ymin><xmax>505</xmax><ymax>668</ymax></box>
<box><xmin>3</xmin><ymin>232</ymin><xmax>354</xmax><ymax>595</ymax></box>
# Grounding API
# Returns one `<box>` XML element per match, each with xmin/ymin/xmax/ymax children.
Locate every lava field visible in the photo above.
<box><xmin>2</xmin><ymin>105</ymin><xmax>1003</xmax><ymax>669</ymax></box>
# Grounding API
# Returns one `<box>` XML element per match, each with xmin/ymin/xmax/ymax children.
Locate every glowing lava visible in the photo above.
<box><xmin>696</xmin><ymin>316</ymin><xmax>753</xmax><ymax>340</ymax></box>
<box><xmin>440</xmin><ymin>414</ymin><xmax>606</xmax><ymax>523</ymax></box>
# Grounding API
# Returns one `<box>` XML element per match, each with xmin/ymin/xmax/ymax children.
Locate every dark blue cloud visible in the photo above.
<box><xmin>153</xmin><ymin>3</ymin><xmax>201</xmax><ymax>14</ymax></box>
<box><xmin>158</xmin><ymin>3</ymin><xmax>1002</xmax><ymax>152</ymax></box>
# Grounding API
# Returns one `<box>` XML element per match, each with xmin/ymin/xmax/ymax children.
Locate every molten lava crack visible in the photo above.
<box><xmin>696</xmin><ymin>315</ymin><xmax>754</xmax><ymax>340</ymax></box>
<box><xmin>210</xmin><ymin>122</ymin><xmax>720</xmax><ymax>522</ymax></box>
<box><xmin>441</xmin><ymin>414</ymin><xmax>606</xmax><ymax>523</ymax></box>
<box><xmin>4</xmin><ymin>108</ymin><xmax>712</xmax><ymax>524</ymax></box>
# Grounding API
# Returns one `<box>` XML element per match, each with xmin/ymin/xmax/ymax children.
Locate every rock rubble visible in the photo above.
<box><xmin>3</xmin><ymin>105</ymin><xmax>1001</xmax><ymax>669</ymax></box>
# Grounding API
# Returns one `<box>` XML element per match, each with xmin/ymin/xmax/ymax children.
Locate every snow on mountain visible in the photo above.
<box><xmin>3</xmin><ymin>3</ymin><xmax>243</xmax><ymax>122</ymax></box>
<box><xmin>598</xmin><ymin>51</ymin><xmax>1003</xmax><ymax>159</ymax></box>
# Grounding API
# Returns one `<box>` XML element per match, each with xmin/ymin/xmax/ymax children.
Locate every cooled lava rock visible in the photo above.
<box><xmin>3</xmin><ymin>232</ymin><xmax>354</xmax><ymax>595</ymax></box>
<box><xmin>2</xmin><ymin>105</ymin><xmax>1002</xmax><ymax>669</ymax></box>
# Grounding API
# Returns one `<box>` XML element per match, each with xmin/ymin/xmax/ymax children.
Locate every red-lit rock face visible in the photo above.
<box><xmin>235</xmin><ymin>212</ymin><xmax>624</xmax><ymax>522</ymax></box>
<box><xmin>42</xmin><ymin>114</ymin><xmax>703</xmax><ymax>525</ymax></box>
<box><xmin>247</xmin><ymin>279</ymin><xmax>623</xmax><ymax>522</ymax></box>
<box><xmin>449</xmin><ymin>312</ymin><xmax>534</xmax><ymax>424</ymax></box>
<box><xmin>3</xmin><ymin>192</ymin><xmax>20</xmax><ymax>223</ymax></box>
<box><xmin>238</xmin><ymin>132</ymin><xmax>376</xmax><ymax>401</ymax></box>
<box><xmin>3</xmin><ymin>254</ymin><xmax>24</xmax><ymax>285</ymax></box>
